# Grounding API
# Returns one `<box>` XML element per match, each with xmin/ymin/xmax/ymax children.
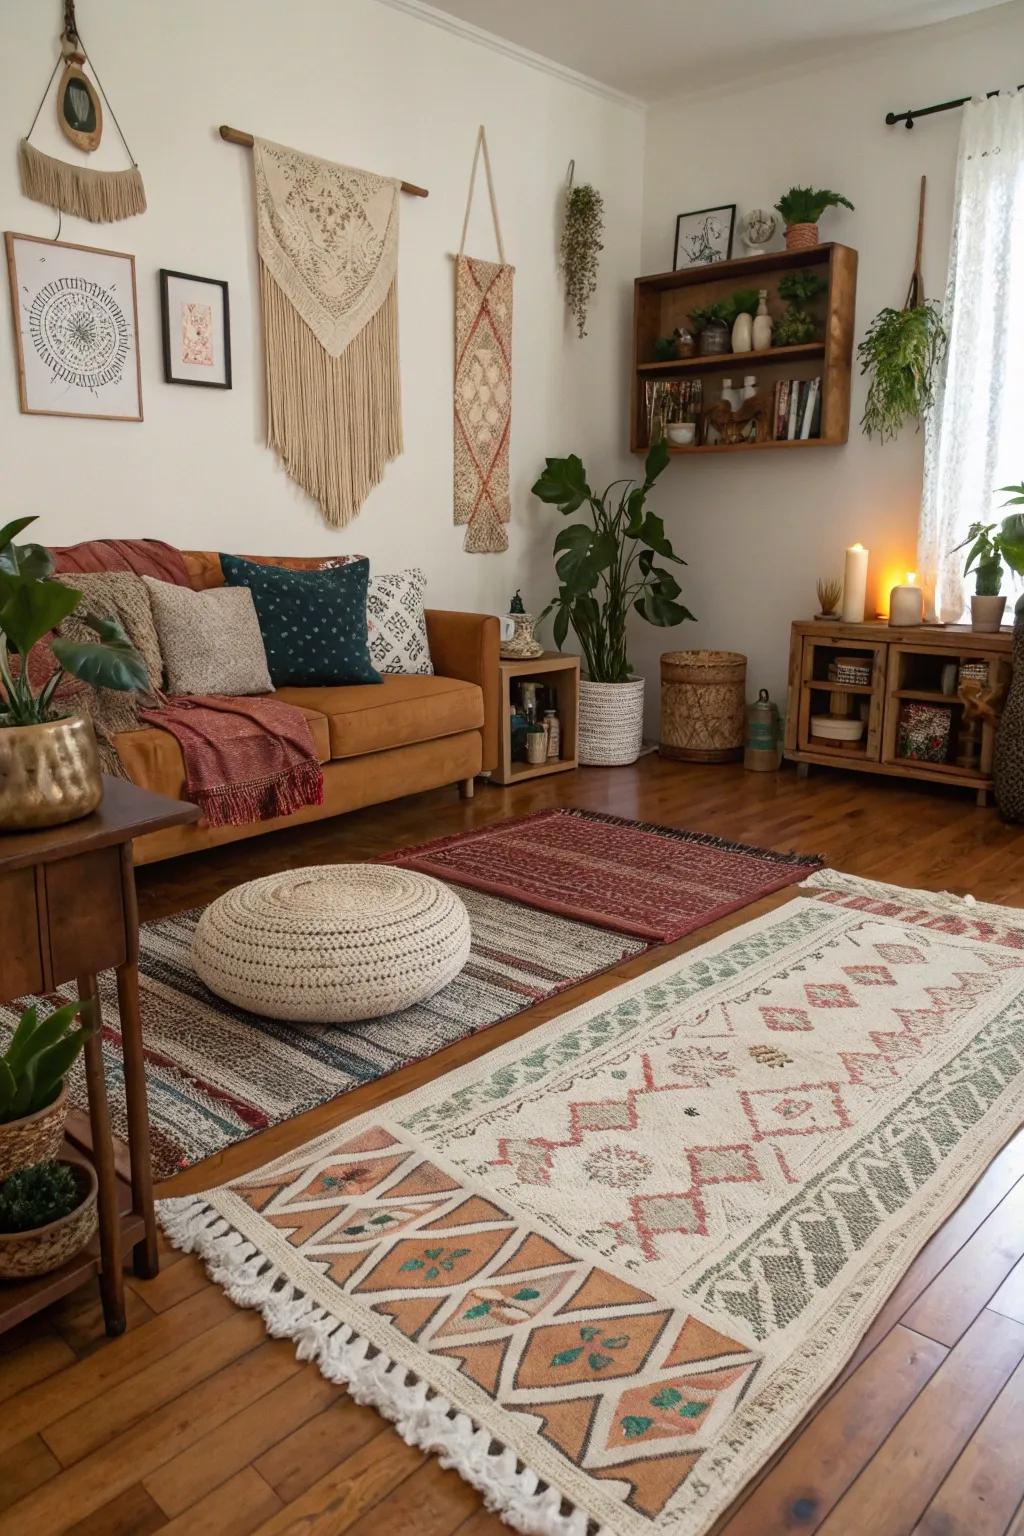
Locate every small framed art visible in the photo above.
<box><xmin>159</xmin><ymin>269</ymin><xmax>232</xmax><ymax>388</ymax></box>
<box><xmin>673</xmin><ymin>205</ymin><xmax>736</xmax><ymax>269</ymax></box>
<box><xmin>4</xmin><ymin>231</ymin><xmax>142</xmax><ymax>421</ymax></box>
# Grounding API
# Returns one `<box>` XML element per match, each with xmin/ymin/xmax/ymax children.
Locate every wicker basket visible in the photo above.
<box><xmin>0</xmin><ymin>1159</ymin><xmax>98</xmax><ymax>1280</ymax></box>
<box><xmin>660</xmin><ymin>651</ymin><xmax>747</xmax><ymax>762</ymax></box>
<box><xmin>578</xmin><ymin>678</ymin><xmax>645</xmax><ymax>766</ymax></box>
<box><xmin>0</xmin><ymin>1082</ymin><xmax>69</xmax><ymax>1182</ymax></box>
<box><xmin>784</xmin><ymin>222</ymin><xmax>819</xmax><ymax>251</ymax></box>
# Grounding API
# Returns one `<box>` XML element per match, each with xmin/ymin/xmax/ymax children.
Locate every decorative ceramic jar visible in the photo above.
<box><xmin>0</xmin><ymin>1160</ymin><xmax>98</xmax><ymax>1280</ymax></box>
<box><xmin>666</xmin><ymin>422</ymin><xmax>696</xmax><ymax>447</ymax></box>
<box><xmin>971</xmin><ymin>594</ymin><xmax>1007</xmax><ymax>634</ymax></box>
<box><xmin>731</xmin><ymin>312</ymin><xmax>753</xmax><ymax>353</ymax></box>
<box><xmin>500</xmin><ymin>612</ymin><xmax>544</xmax><ymax>660</ymax></box>
<box><xmin>698</xmin><ymin>321</ymin><xmax>730</xmax><ymax>357</ymax></box>
<box><xmin>578</xmin><ymin>678</ymin><xmax>645</xmax><ymax>767</ymax></box>
<box><xmin>0</xmin><ymin>715</ymin><xmax>103</xmax><ymax>831</ymax></box>
<box><xmin>785</xmin><ymin>222</ymin><xmax>819</xmax><ymax>251</ymax></box>
<box><xmin>525</xmin><ymin>724</ymin><xmax>547</xmax><ymax>765</ymax></box>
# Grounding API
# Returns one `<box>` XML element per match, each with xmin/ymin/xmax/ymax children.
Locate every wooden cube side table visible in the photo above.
<box><xmin>493</xmin><ymin>652</ymin><xmax>580</xmax><ymax>785</ymax></box>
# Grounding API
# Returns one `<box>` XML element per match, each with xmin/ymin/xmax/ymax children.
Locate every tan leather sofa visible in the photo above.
<box><xmin>117</xmin><ymin>551</ymin><xmax>499</xmax><ymax>864</ymax></box>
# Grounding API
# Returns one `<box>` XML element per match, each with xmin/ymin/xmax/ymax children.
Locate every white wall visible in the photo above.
<box><xmin>640</xmin><ymin>1</ymin><xmax>1024</xmax><ymax>707</ymax></box>
<box><xmin>1</xmin><ymin>0</ymin><xmax>643</xmax><ymax>623</ymax></box>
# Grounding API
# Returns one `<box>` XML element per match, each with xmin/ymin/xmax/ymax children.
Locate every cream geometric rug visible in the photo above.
<box><xmin>160</xmin><ymin>872</ymin><xmax>1024</xmax><ymax>1535</ymax></box>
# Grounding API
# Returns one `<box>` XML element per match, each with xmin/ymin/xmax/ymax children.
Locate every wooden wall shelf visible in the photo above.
<box><xmin>631</xmin><ymin>243</ymin><xmax>857</xmax><ymax>456</ymax></box>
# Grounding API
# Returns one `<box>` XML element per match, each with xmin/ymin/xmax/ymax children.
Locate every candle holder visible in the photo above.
<box><xmin>888</xmin><ymin>574</ymin><xmax>924</xmax><ymax>628</ymax></box>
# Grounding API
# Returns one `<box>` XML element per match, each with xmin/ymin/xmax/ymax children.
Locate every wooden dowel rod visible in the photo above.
<box><xmin>218</xmin><ymin>125</ymin><xmax>429</xmax><ymax>197</ymax></box>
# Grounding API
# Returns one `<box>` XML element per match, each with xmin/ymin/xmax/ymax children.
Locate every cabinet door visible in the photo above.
<box><xmin>796</xmin><ymin>637</ymin><xmax>886</xmax><ymax>762</ymax></box>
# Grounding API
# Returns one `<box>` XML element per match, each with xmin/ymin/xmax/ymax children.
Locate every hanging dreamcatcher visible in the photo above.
<box><xmin>19</xmin><ymin>1</ymin><xmax>146</xmax><ymax>222</ymax></box>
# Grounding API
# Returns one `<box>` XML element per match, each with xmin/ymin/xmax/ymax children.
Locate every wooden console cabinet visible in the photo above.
<box><xmin>784</xmin><ymin>620</ymin><xmax>1013</xmax><ymax>805</ymax></box>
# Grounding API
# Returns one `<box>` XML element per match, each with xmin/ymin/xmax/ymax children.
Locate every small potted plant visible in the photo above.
<box><xmin>690</xmin><ymin>302</ymin><xmax>731</xmax><ymax>356</ymax></box>
<box><xmin>0</xmin><ymin>1158</ymin><xmax>98</xmax><ymax>1279</ymax></box>
<box><xmin>0</xmin><ymin>516</ymin><xmax>148</xmax><ymax>829</ymax></box>
<box><xmin>952</xmin><ymin>494</ymin><xmax>1024</xmax><ymax>631</ymax></box>
<box><xmin>774</xmin><ymin>271</ymin><xmax>828</xmax><ymax>345</ymax></box>
<box><xmin>532</xmin><ymin>438</ymin><xmax>693</xmax><ymax>765</ymax></box>
<box><xmin>774</xmin><ymin>187</ymin><xmax>854</xmax><ymax>250</ymax></box>
<box><xmin>0</xmin><ymin>1000</ymin><xmax>91</xmax><ymax>1180</ymax></box>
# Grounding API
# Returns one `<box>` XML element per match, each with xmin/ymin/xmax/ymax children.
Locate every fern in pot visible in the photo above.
<box><xmin>532</xmin><ymin>439</ymin><xmax>693</xmax><ymax>764</ymax></box>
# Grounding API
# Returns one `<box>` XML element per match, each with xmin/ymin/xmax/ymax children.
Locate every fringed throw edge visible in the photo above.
<box><xmin>159</xmin><ymin>1195</ymin><xmax>605</xmax><ymax>1536</ymax></box>
<box><xmin>187</xmin><ymin>759</ymin><xmax>324</xmax><ymax>829</ymax></box>
<box><xmin>18</xmin><ymin>138</ymin><xmax>146</xmax><ymax>222</ymax></box>
<box><xmin>260</xmin><ymin>264</ymin><xmax>402</xmax><ymax>529</ymax></box>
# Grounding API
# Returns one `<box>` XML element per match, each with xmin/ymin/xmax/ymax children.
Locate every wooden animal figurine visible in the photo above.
<box><xmin>702</xmin><ymin>395</ymin><xmax>768</xmax><ymax>446</ymax></box>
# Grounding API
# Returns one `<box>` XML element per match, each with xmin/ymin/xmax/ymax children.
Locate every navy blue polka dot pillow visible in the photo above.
<box><xmin>219</xmin><ymin>555</ymin><xmax>382</xmax><ymax>687</ymax></box>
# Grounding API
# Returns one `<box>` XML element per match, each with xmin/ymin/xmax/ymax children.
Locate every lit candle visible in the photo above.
<box><xmin>888</xmin><ymin>571</ymin><xmax>924</xmax><ymax>628</ymax></box>
<box><xmin>841</xmin><ymin>544</ymin><xmax>869</xmax><ymax>623</ymax></box>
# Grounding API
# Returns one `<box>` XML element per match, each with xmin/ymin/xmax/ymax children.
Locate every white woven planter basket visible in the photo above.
<box><xmin>578</xmin><ymin>677</ymin><xmax>645</xmax><ymax>766</ymax></box>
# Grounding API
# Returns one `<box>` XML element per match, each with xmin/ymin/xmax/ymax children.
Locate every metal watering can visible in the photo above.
<box><xmin>744</xmin><ymin>689</ymin><xmax>782</xmax><ymax>771</ymax></box>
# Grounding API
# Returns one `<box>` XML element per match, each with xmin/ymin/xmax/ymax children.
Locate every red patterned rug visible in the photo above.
<box><xmin>386</xmin><ymin>809</ymin><xmax>823</xmax><ymax>943</ymax></box>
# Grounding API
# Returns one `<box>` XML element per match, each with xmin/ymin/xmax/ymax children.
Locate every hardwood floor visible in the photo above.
<box><xmin>4</xmin><ymin>755</ymin><xmax>1024</xmax><ymax>1536</ymax></box>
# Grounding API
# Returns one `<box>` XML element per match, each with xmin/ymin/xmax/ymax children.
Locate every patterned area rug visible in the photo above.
<box><xmin>0</xmin><ymin>888</ymin><xmax>644</xmax><ymax>1181</ymax></box>
<box><xmin>388</xmin><ymin>808</ymin><xmax>823</xmax><ymax>942</ymax></box>
<box><xmin>162</xmin><ymin>872</ymin><xmax>1024</xmax><ymax>1535</ymax></box>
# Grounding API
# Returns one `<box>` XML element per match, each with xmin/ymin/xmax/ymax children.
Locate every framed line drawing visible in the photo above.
<box><xmin>4</xmin><ymin>231</ymin><xmax>142</xmax><ymax>421</ymax></box>
<box><xmin>673</xmin><ymin>204</ymin><xmax>736</xmax><ymax>268</ymax></box>
<box><xmin>159</xmin><ymin>269</ymin><xmax>231</xmax><ymax>388</ymax></box>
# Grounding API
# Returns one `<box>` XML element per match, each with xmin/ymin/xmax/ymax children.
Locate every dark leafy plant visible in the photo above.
<box><xmin>774</xmin><ymin>308</ymin><xmax>818</xmax><ymax>346</ymax></box>
<box><xmin>951</xmin><ymin>487</ymin><xmax>1024</xmax><ymax>596</ymax></box>
<box><xmin>532</xmin><ymin>439</ymin><xmax>694</xmax><ymax>683</ymax></box>
<box><xmin>0</xmin><ymin>1161</ymin><xmax>81</xmax><ymax>1233</ymax></box>
<box><xmin>0</xmin><ymin>1000</ymin><xmax>91</xmax><ymax>1123</ymax></box>
<box><xmin>775</xmin><ymin>186</ymin><xmax>854</xmax><ymax>225</ymax></box>
<box><xmin>778</xmin><ymin>271</ymin><xmax>827</xmax><ymax>305</ymax></box>
<box><xmin>561</xmin><ymin>183</ymin><xmax>604</xmax><ymax>339</ymax></box>
<box><xmin>858</xmin><ymin>301</ymin><xmax>947</xmax><ymax>442</ymax></box>
<box><xmin>689</xmin><ymin>302</ymin><xmax>729</xmax><ymax>331</ymax></box>
<box><xmin>0</xmin><ymin>516</ymin><xmax>148</xmax><ymax>726</ymax></box>
<box><xmin>721</xmin><ymin>288</ymin><xmax>759</xmax><ymax>325</ymax></box>
<box><xmin>774</xmin><ymin>270</ymin><xmax>827</xmax><ymax>345</ymax></box>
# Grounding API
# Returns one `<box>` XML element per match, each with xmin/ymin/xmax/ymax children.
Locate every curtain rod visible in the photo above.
<box><xmin>886</xmin><ymin>86</ymin><xmax>1022</xmax><ymax>129</ymax></box>
<box><xmin>218</xmin><ymin>125</ymin><xmax>429</xmax><ymax>197</ymax></box>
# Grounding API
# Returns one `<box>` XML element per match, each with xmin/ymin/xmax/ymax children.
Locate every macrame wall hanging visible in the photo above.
<box><xmin>19</xmin><ymin>1</ymin><xmax>146</xmax><ymax>223</ymax></box>
<box><xmin>454</xmin><ymin>126</ymin><xmax>514</xmax><ymax>554</ymax></box>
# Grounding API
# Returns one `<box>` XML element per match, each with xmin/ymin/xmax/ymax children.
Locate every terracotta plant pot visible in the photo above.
<box><xmin>578</xmin><ymin>678</ymin><xmax>645</xmax><ymax>766</ymax></box>
<box><xmin>0</xmin><ymin>1082</ymin><xmax>69</xmax><ymax>1182</ymax></box>
<box><xmin>971</xmin><ymin>594</ymin><xmax>1007</xmax><ymax>634</ymax></box>
<box><xmin>785</xmin><ymin>222</ymin><xmax>819</xmax><ymax>251</ymax></box>
<box><xmin>0</xmin><ymin>715</ymin><xmax>103</xmax><ymax>831</ymax></box>
<box><xmin>0</xmin><ymin>1159</ymin><xmax>98</xmax><ymax>1280</ymax></box>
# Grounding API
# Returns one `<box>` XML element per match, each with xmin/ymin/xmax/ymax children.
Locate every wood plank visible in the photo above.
<box><xmin>248</xmin><ymin>1431</ymin><xmax>424</xmax><ymax>1536</ymax></box>
<box><xmin>818</xmin><ymin>1311</ymin><xmax>1024</xmax><ymax>1535</ymax></box>
<box><xmin>126</xmin><ymin>1252</ymin><xmax>208</xmax><ymax>1313</ymax></box>
<box><xmin>64</xmin><ymin>1483</ymin><xmax>167</xmax><ymax>1536</ymax></box>
<box><xmin>48</xmin><ymin>1279</ymin><xmax>154</xmax><ymax>1358</ymax></box>
<box><xmin>988</xmin><ymin>1257</ymin><xmax>1024</xmax><ymax>1327</ymax></box>
<box><xmin>158</xmin><ymin>1468</ymin><xmax>281</xmax><ymax>1536</ymax></box>
<box><xmin>0</xmin><ymin>1330</ymin><xmax>75</xmax><ymax>1405</ymax></box>
<box><xmin>252</xmin><ymin>1394</ymin><xmax>385</xmax><ymax>1506</ymax></box>
<box><xmin>902</xmin><ymin>1180</ymin><xmax>1024</xmax><ymax>1346</ymax></box>
<box><xmin>0</xmin><ymin>1434</ymin><xmax>62</xmax><ymax>1513</ymax></box>
<box><xmin>343</xmin><ymin>1455</ymin><xmax>481</xmax><ymax>1536</ymax></box>
<box><xmin>912</xmin><ymin>1347</ymin><xmax>1024</xmax><ymax>1534</ymax></box>
<box><xmin>718</xmin><ymin>1324</ymin><xmax>947</xmax><ymax>1534</ymax></box>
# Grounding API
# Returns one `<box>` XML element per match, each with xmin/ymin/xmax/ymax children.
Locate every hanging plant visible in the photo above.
<box><xmin>561</xmin><ymin>174</ymin><xmax>604</xmax><ymax>339</ymax></box>
<box><xmin>858</xmin><ymin>176</ymin><xmax>948</xmax><ymax>442</ymax></box>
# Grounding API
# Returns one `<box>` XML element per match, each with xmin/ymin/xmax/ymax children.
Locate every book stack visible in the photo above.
<box><xmin>771</xmin><ymin>377</ymin><xmax>822</xmax><ymax>441</ymax></box>
<box><xmin>645</xmin><ymin>378</ymin><xmax>703</xmax><ymax>442</ymax></box>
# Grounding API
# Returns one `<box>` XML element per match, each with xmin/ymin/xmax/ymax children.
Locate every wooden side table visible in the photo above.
<box><xmin>0</xmin><ymin>777</ymin><xmax>198</xmax><ymax>1336</ymax></box>
<box><xmin>493</xmin><ymin>651</ymin><xmax>580</xmax><ymax>785</ymax></box>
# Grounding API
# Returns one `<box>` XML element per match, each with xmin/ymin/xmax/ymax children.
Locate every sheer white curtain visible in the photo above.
<box><xmin>919</xmin><ymin>91</ymin><xmax>1024</xmax><ymax>622</ymax></box>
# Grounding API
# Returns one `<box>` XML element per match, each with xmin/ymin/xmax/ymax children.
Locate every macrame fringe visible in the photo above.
<box><xmin>19</xmin><ymin>138</ymin><xmax>146</xmax><ymax>221</ymax></box>
<box><xmin>159</xmin><ymin>1195</ymin><xmax>607</xmax><ymax>1536</ymax></box>
<box><xmin>193</xmin><ymin>760</ymin><xmax>325</xmax><ymax>828</ymax></box>
<box><xmin>261</xmin><ymin>264</ymin><xmax>402</xmax><ymax>528</ymax></box>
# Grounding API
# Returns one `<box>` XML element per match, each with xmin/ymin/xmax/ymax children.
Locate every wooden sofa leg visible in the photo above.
<box><xmin>459</xmin><ymin>777</ymin><xmax>475</xmax><ymax>800</ymax></box>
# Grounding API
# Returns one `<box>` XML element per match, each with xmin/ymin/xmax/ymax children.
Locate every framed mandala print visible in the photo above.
<box><xmin>159</xmin><ymin>269</ymin><xmax>231</xmax><ymax>388</ymax></box>
<box><xmin>4</xmin><ymin>232</ymin><xmax>142</xmax><ymax>422</ymax></box>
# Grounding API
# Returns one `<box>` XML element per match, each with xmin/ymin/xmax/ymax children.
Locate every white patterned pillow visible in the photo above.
<box><xmin>366</xmin><ymin>568</ymin><xmax>433</xmax><ymax>676</ymax></box>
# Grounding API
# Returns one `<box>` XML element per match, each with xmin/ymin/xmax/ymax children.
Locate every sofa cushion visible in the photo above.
<box><xmin>221</xmin><ymin>554</ymin><xmax>381</xmax><ymax>688</ymax></box>
<box><xmin>143</xmin><ymin>578</ymin><xmax>273</xmax><ymax>696</ymax></box>
<box><xmin>274</xmin><ymin>675</ymin><xmax>482</xmax><ymax>760</ymax></box>
<box><xmin>113</xmin><ymin>705</ymin><xmax>331</xmax><ymax>799</ymax></box>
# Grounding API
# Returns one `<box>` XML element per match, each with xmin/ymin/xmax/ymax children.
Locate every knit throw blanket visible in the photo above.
<box><xmin>253</xmin><ymin>137</ymin><xmax>402</xmax><ymax>528</ymax></box>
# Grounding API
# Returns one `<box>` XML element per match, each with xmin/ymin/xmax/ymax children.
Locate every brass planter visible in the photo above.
<box><xmin>0</xmin><ymin>716</ymin><xmax>103</xmax><ymax>831</ymax></box>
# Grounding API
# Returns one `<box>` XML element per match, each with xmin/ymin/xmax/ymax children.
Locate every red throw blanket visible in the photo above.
<box><xmin>53</xmin><ymin>537</ymin><xmax>192</xmax><ymax>586</ymax></box>
<box><xmin>139</xmin><ymin>695</ymin><xmax>324</xmax><ymax>827</ymax></box>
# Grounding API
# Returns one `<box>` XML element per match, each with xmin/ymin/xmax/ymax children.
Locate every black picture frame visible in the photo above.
<box><xmin>159</xmin><ymin>268</ymin><xmax>232</xmax><ymax>388</ymax></box>
<box><xmin>673</xmin><ymin>205</ymin><xmax>736</xmax><ymax>269</ymax></box>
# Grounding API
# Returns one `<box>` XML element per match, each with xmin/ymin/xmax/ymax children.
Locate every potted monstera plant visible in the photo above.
<box><xmin>532</xmin><ymin>438</ymin><xmax>693</xmax><ymax>765</ymax></box>
<box><xmin>0</xmin><ymin>517</ymin><xmax>147</xmax><ymax>828</ymax></box>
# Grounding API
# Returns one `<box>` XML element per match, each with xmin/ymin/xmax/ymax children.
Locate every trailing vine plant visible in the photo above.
<box><xmin>561</xmin><ymin>176</ymin><xmax>604</xmax><ymax>338</ymax></box>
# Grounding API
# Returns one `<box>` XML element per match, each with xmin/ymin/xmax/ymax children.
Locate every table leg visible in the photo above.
<box><xmin>116</xmin><ymin>960</ymin><xmax>158</xmax><ymax>1278</ymax></box>
<box><xmin>78</xmin><ymin>973</ymin><xmax>126</xmax><ymax>1337</ymax></box>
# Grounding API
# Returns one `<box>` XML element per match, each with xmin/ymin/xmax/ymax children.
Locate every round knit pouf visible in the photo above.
<box><xmin>191</xmin><ymin>865</ymin><xmax>471</xmax><ymax>1023</ymax></box>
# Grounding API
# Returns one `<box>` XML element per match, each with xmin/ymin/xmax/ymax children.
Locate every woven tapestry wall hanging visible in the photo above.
<box><xmin>454</xmin><ymin>126</ymin><xmax>514</xmax><ymax>553</ymax></box>
<box><xmin>253</xmin><ymin>137</ymin><xmax>402</xmax><ymax>528</ymax></box>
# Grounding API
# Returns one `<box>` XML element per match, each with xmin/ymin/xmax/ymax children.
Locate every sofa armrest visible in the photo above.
<box><xmin>425</xmin><ymin>610</ymin><xmax>500</xmax><ymax>773</ymax></box>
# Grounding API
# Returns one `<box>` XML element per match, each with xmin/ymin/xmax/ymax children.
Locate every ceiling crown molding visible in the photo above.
<box><xmin>370</xmin><ymin>0</ymin><xmax>646</xmax><ymax>112</ymax></box>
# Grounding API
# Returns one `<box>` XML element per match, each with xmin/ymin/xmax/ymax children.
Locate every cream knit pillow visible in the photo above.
<box><xmin>143</xmin><ymin>577</ymin><xmax>273</xmax><ymax>696</ymax></box>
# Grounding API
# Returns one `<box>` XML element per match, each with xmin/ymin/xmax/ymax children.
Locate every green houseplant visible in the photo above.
<box><xmin>532</xmin><ymin>438</ymin><xmax>693</xmax><ymax>765</ymax></box>
<box><xmin>774</xmin><ymin>186</ymin><xmax>854</xmax><ymax>250</ymax></box>
<box><xmin>561</xmin><ymin>181</ymin><xmax>604</xmax><ymax>339</ymax></box>
<box><xmin>951</xmin><ymin>490</ymin><xmax>1024</xmax><ymax>632</ymax></box>
<box><xmin>0</xmin><ymin>1158</ymin><xmax>99</xmax><ymax>1280</ymax></box>
<box><xmin>858</xmin><ymin>301</ymin><xmax>946</xmax><ymax>442</ymax></box>
<box><xmin>774</xmin><ymin>271</ymin><xmax>828</xmax><ymax>346</ymax></box>
<box><xmin>0</xmin><ymin>1000</ymin><xmax>91</xmax><ymax>1180</ymax></box>
<box><xmin>0</xmin><ymin>516</ymin><xmax>148</xmax><ymax>829</ymax></box>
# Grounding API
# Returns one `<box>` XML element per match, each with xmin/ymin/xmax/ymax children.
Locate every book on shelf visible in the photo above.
<box><xmin>644</xmin><ymin>377</ymin><xmax>703</xmax><ymax>445</ymax></box>
<box><xmin>770</xmin><ymin>375</ymin><xmax>822</xmax><ymax>441</ymax></box>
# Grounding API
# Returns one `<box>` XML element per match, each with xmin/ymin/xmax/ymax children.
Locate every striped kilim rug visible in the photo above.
<box><xmin>162</xmin><ymin>872</ymin><xmax>1024</xmax><ymax>1535</ymax></box>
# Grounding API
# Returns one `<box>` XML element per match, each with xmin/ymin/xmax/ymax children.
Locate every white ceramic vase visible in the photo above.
<box><xmin>578</xmin><ymin>678</ymin><xmax>645</xmax><ymax>766</ymax></box>
<box><xmin>751</xmin><ymin>291</ymin><xmax>773</xmax><ymax>350</ymax></box>
<box><xmin>731</xmin><ymin>313</ymin><xmax>753</xmax><ymax>353</ymax></box>
<box><xmin>971</xmin><ymin>594</ymin><xmax>1007</xmax><ymax>633</ymax></box>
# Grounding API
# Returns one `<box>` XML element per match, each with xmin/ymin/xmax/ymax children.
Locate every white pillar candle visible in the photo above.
<box><xmin>888</xmin><ymin>572</ymin><xmax>924</xmax><ymax>627</ymax></box>
<box><xmin>841</xmin><ymin>544</ymin><xmax>869</xmax><ymax>623</ymax></box>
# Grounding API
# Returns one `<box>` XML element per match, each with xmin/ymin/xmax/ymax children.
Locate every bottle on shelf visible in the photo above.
<box><xmin>544</xmin><ymin>708</ymin><xmax>561</xmax><ymax>760</ymax></box>
<box><xmin>751</xmin><ymin>289</ymin><xmax>773</xmax><ymax>350</ymax></box>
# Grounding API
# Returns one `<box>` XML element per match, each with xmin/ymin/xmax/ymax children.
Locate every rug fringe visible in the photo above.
<box><xmin>159</xmin><ymin>1196</ymin><xmax>605</xmax><ymax>1536</ymax></box>
<box><xmin>802</xmin><ymin>868</ymin><xmax>1024</xmax><ymax>924</ymax></box>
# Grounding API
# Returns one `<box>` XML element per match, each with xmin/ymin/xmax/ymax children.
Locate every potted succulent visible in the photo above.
<box><xmin>0</xmin><ymin>1158</ymin><xmax>98</xmax><ymax>1279</ymax></box>
<box><xmin>774</xmin><ymin>187</ymin><xmax>854</xmax><ymax>250</ymax></box>
<box><xmin>0</xmin><ymin>999</ymin><xmax>91</xmax><ymax>1179</ymax></box>
<box><xmin>690</xmin><ymin>302</ymin><xmax>731</xmax><ymax>356</ymax></box>
<box><xmin>532</xmin><ymin>438</ymin><xmax>693</xmax><ymax>765</ymax></box>
<box><xmin>951</xmin><ymin>492</ymin><xmax>1024</xmax><ymax>632</ymax></box>
<box><xmin>0</xmin><ymin>516</ymin><xmax>148</xmax><ymax>828</ymax></box>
